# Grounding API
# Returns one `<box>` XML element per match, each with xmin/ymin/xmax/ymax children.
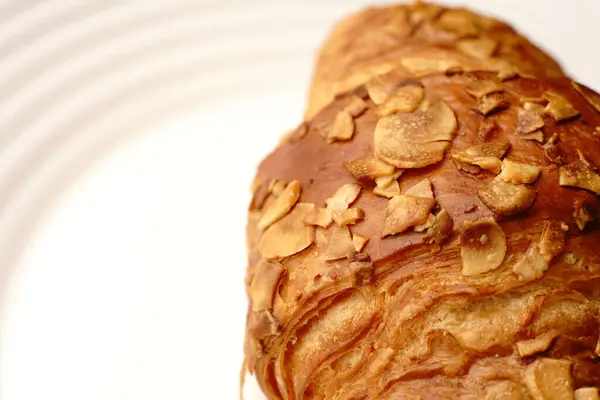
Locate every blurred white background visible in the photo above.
<box><xmin>0</xmin><ymin>1</ymin><xmax>598</xmax><ymax>399</ymax></box>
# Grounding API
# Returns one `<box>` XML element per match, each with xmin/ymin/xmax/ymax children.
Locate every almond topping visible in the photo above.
<box><xmin>332</xmin><ymin>208</ymin><xmax>364</xmax><ymax>227</ymax></box>
<box><xmin>374</xmin><ymin>179</ymin><xmax>400</xmax><ymax>198</ymax></box>
<box><xmin>321</xmin><ymin>226</ymin><xmax>355</xmax><ymax>261</ymax></box>
<box><xmin>573</xmin><ymin>81</ymin><xmax>600</xmax><ymax>113</ymax></box>
<box><xmin>573</xmin><ymin>199</ymin><xmax>593</xmax><ymax>230</ymax></box>
<box><xmin>414</xmin><ymin>213</ymin><xmax>436</xmax><ymax>233</ymax></box>
<box><xmin>382</xmin><ymin>195</ymin><xmax>436</xmax><ymax>238</ymax></box>
<box><xmin>467</xmin><ymin>80</ymin><xmax>504</xmax><ymax>99</ymax></box>
<box><xmin>452</xmin><ymin>140</ymin><xmax>509</xmax><ymax>174</ymax></box>
<box><xmin>539</xmin><ymin>221</ymin><xmax>566</xmax><ymax>263</ymax></box>
<box><xmin>258</xmin><ymin>180</ymin><xmax>301</xmax><ymax>230</ymax></box>
<box><xmin>477</xmin><ymin>92</ymin><xmax>508</xmax><ymax>116</ymax></box>
<box><xmin>249</xmin><ymin>260</ymin><xmax>285</xmax><ymax>311</ymax></box>
<box><xmin>352</xmin><ymin>232</ymin><xmax>370</xmax><ymax>253</ymax></box>
<box><xmin>405</xmin><ymin>179</ymin><xmax>434</xmax><ymax>199</ymax></box>
<box><xmin>457</xmin><ymin>37</ymin><xmax>498</xmax><ymax>59</ymax></box>
<box><xmin>325</xmin><ymin>183</ymin><xmax>362</xmax><ymax>211</ymax></box>
<box><xmin>516</xmin><ymin>332</ymin><xmax>557</xmax><ymax>357</ymax></box>
<box><xmin>327</xmin><ymin>110</ymin><xmax>355</xmax><ymax>142</ymax></box>
<box><xmin>524</xmin><ymin>358</ymin><xmax>574</xmax><ymax>400</ymax></box>
<box><xmin>522</xmin><ymin>130</ymin><xmax>544</xmax><ymax>143</ymax></box>
<box><xmin>478</xmin><ymin>179</ymin><xmax>536</xmax><ymax>216</ymax></box>
<box><xmin>513</xmin><ymin>244</ymin><xmax>549</xmax><ymax>281</ymax></box>
<box><xmin>375</xmin><ymin>99</ymin><xmax>457</xmax><ymax>168</ymax></box>
<box><xmin>374</xmin><ymin>169</ymin><xmax>404</xmax><ymax>189</ymax></box>
<box><xmin>524</xmin><ymin>101</ymin><xmax>547</xmax><ymax>113</ymax></box>
<box><xmin>303</xmin><ymin>207</ymin><xmax>334</xmax><ymax>228</ymax></box>
<box><xmin>375</xmin><ymin>85</ymin><xmax>425</xmax><ymax>117</ymax></box>
<box><xmin>344</xmin><ymin>157</ymin><xmax>395</xmax><ymax>180</ymax></box>
<box><xmin>461</xmin><ymin>218</ymin><xmax>507</xmax><ymax>276</ymax></box>
<box><xmin>365</xmin><ymin>73</ymin><xmax>400</xmax><ymax>105</ymax></box>
<box><xmin>466</xmin><ymin>139</ymin><xmax>510</xmax><ymax>158</ymax></box>
<box><xmin>543</xmin><ymin>91</ymin><xmax>580</xmax><ymax>121</ymax></box>
<box><xmin>575</xmin><ymin>388</ymin><xmax>600</xmax><ymax>400</ymax></box>
<box><xmin>424</xmin><ymin>209</ymin><xmax>454</xmax><ymax>245</ymax></box>
<box><xmin>499</xmin><ymin>159</ymin><xmax>542</xmax><ymax>184</ymax></box>
<box><xmin>345</xmin><ymin>96</ymin><xmax>368</xmax><ymax>117</ymax></box>
<box><xmin>517</xmin><ymin>109</ymin><xmax>545</xmax><ymax>134</ymax></box>
<box><xmin>258</xmin><ymin>203</ymin><xmax>316</xmax><ymax>259</ymax></box>
<box><xmin>559</xmin><ymin>160</ymin><xmax>600</xmax><ymax>195</ymax></box>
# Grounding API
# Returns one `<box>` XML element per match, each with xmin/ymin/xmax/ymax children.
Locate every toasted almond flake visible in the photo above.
<box><xmin>414</xmin><ymin>213</ymin><xmax>436</xmax><ymax>232</ymax></box>
<box><xmin>332</xmin><ymin>208</ymin><xmax>364</xmax><ymax>227</ymax></box>
<box><xmin>249</xmin><ymin>260</ymin><xmax>285</xmax><ymax>311</ymax></box>
<box><xmin>405</xmin><ymin>179</ymin><xmax>434</xmax><ymax>199</ymax></box>
<box><xmin>478</xmin><ymin>179</ymin><xmax>536</xmax><ymax>216</ymax></box>
<box><xmin>344</xmin><ymin>157</ymin><xmax>396</xmax><ymax>180</ymax></box>
<box><xmin>410</xmin><ymin>2</ymin><xmax>444</xmax><ymax>24</ymax></box>
<box><xmin>572</xmin><ymin>81</ymin><xmax>600</xmax><ymax>113</ymax></box>
<box><xmin>517</xmin><ymin>109</ymin><xmax>545</xmax><ymax>134</ymax></box>
<box><xmin>477</xmin><ymin>92</ymin><xmax>508</xmax><ymax>116</ymax></box>
<box><xmin>365</xmin><ymin>74</ymin><xmax>396</xmax><ymax>105</ymax></box>
<box><xmin>499</xmin><ymin>159</ymin><xmax>542</xmax><ymax>184</ymax></box>
<box><xmin>575</xmin><ymin>388</ymin><xmax>600</xmax><ymax>400</ymax></box>
<box><xmin>457</xmin><ymin>37</ymin><xmax>498</xmax><ymax>59</ymax></box>
<box><xmin>461</xmin><ymin>218</ymin><xmax>506</xmax><ymax>276</ymax></box>
<box><xmin>374</xmin><ymin>179</ymin><xmax>400</xmax><ymax>198</ymax></box>
<box><xmin>453</xmin><ymin>157</ymin><xmax>483</xmax><ymax>174</ymax></box>
<box><xmin>375</xmin><ymin>85</ymin><xmax>424</xmax><ymax>117</ymax></box>
<box><xmin>303</xmin><ymin>207</ymin><xmax>334</xmax><ymax>228</ymax></box>
<box><xmin>258</xmin><ymin>180</ymin><xmax>302</xmax><ymax>230</ymax></box>
<box><xmin>374</xmin><ymin>169</ymin><xmax>404</xmax><ymax>188</ymax></box>
<box><xmin>467</xmin><ymin>139</ymin><xmax>510</xmax><ymax>158</ymax></box>
<box><xmin>321</xmin><ymin>226</ymin><xmax>355</xmax><ymax>261</ymax></box>
<box><xmin>344</xmin><ymin>96</ymin><xmax>368</xmax><ymax>117</ymax></box>
<box><xmin>400</xmin><ymin>56</ymin><xmax>459</xmax><ymax>75</ymax></box>
<box><xmin>559</xmin><ymin>160</ymin><xmax>600</xmax><ymax>194</ymax></box>
<box><xmin>424</xmin><ymin>209</ymin><xmax>454</xmax><ymax>245</ymax></box>
<box><xmin>522</xmin><ymin>130</ymin><xmax>545</xmax><ymax>143</ymax></box>
<box><xmin>453</xmin><ymin>153</ymin><xmax>502</xmax><ymax>174</ymax></box>
<box><xmin>382</xmin><ymin>195</ymin><xmax>436</xmax><ymax>238</ymax></box>
<box><xmin>516</xmin><ymin>332</ymin><xmax>557</xmax><ymax>357</ymax></box>
<box><xmin>466</xmin><ymin>80</ymin><xmax>504</xmax><ymax>99</ymax></box>
<box><xmin>327</xmin><ymin>110</ymin><xmax>355</xmax><ymax>142</ymax></box>
<box><xmin>258</xmin><ymin>203</ymin><xmax>316</xmax><ymax>259</ymax></box>
<box><xmin>352</xmin><ymin>232</ymin><xmax>370</xmax><ymax>252</ymax></box>
<box><xmin>513</xmin><ymin>244</ymin><xmax>549</xmax><ymax>281</ymax></box>
<box><xmin>436</xmin><ymin>9</ymin><xmax>480</xmax><ymax>37</ymax></box>
<box><xmin>573</xmin><ymin>199</ymin><xmax>593</xmax><ymax>230</ymax></box>
<box><xmin>524</xmin><ymin>358</ymin><xmax>574</xmax><ymax>400</ymax></box>
<box><xmin>543</xmin><ymin>91</ymin><xmax>580</xmax><ymax>121</ymax></box>
<box><xmin>539</xmin><ymin>221</ymin><xmax>566</xmax><ymax>263</ymax></box>
<box><xmin>325</xmin><ymin>183</ymin><xmax>362</xmax><ymax>211</ymax></box>
<box><xmin>375</xmin><ymin>99</ymin><xmax>457</xmax><ymax>168</ymax></box>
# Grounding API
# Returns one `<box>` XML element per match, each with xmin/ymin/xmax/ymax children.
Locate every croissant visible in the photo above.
<box><xmin>244</xmin><ymin>2</ymin><xmax>600</xmax><ymax>399</ymax></box>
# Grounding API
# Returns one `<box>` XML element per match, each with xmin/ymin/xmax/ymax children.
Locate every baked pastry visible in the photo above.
<box><xmin>244</xmin><ymin>3</ymin><xmax>600</xmax><ymax>400</ymax></box>
<box><xmin>306</xmin><ymin>2</ymin><xmax>564</xmax><ymax>119</ymax></box>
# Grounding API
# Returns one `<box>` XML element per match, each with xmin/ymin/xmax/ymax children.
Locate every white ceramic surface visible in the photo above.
<box><xmin>0</xmin><ymin>1</ymin><xmax>598</xmax><ymax>399</ymax></box>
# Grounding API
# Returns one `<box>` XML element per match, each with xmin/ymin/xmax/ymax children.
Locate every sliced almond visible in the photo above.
<box><xmin>258</xmin><ymin>180</ymin><xmax>302</xmax><ymax>230</ymax></box>
<box><xmin>513</xmin><ymin>244</ymin><xmax>549</xmax><ymax>281</ymax></box>
<box><xmin>374</xmin><ymin>169</ymin><xmax>404</xmax><ymax>189</ymax></box>
<box><xmin>365</xmin><ymin>73</ymin><xmax>398</xmax><ymax>105</ymax></box>
<box><xmin>382</xmin><ymin>195</ymin><xmax>436</xmax><ymax>238</ymax></box>
<box><xmin>373</xmin><ymin>179</ymin><xmax>400</xmax><ymax>198</ymax></box>
<box><xmin>400</xmin><ymin>56</ymin><xmax>458</xmax><ymax>75</ymax></box>
<box><xmin>466</xmin><ymin>139</ymin><xmax>510</xmax><ymax>158</ymax></box>
<box><xmin>575</xmin><ymin>388</ymin><xmax>600</xmax><ymax>400</ymax></box>
<box><xmin>414</xmin><ymin>213</ymin><xmax>436</xmax><ymax>232</ymax></box>
<box><xmin>524</xmin><ymin>101</ymin><xmax>547</xmax><ymax>113</ymax></box>
<box><xmin>573</xmin><ymin>199</ymin><xmax>593</xmax><ymax>231</ymax></box>
<box><xmin>332</xmin><ymin>208</ymin><xmax>364</xmax><ymax>227</ymax></box>
<box><xmin>499</xmin><ymin>159</ymin><xmax>542</xmax><ymax>184</ymax></box>
<box><xmin>258</xmin><ymin>203</ymin><xmax>316</xmax><ymax>259</ymax></box>
<box><xmin>543</xmin><ymin>91</ymin><xmax>580</xmax><ymax>121</ymax></box>
<box><xmin>461</xmin><ymin>218</ymin><xmax>507</xmax><ymax>276</ymax></box>
<box><xmin>325</xmin><ymin>183</ymin><xmax>362</xmax><ymax>211</ymax></box>
<box><xmin>466</xmin><ymin>80</ymin><xmax>504</xmax><ymax>99</ymax></box>
<box><xmin>453</xmin><ymin>153</ymin><xmax>502</xmax><ymax>174</ymax></box>
<box><xmin>516</xmin><ymin>332</ymin><xmax>557</xmax><ymax>357</ymax></box>
<box><xmin>374</xmin><ymin>99</ymin><xmax>457</xmax><ymax>168</ymax></box>
<box><xmin>404</xmin><ymin>179</ymin><xmax>434</xmax><ymax>199</ymax></box>
<box><xmin>345</xmin><ymin>96</ymin><xmax>368</xmax><ymax>117</ymax></box>
<box><xmin>375</xmin><ymin>85</ymin><xmax>425</xmax><ymax>117</ymax></box>
<box><xmin>517</xmin><ymin>109</ymin><xmax>545</xmax><ymax>134</ymax></box>
<box><xmin>352</xmin><ymin>232</ymin><xmax>370</xmax><ymax>253</ymax></box>
<box><xmin>523</xmin><ymin>358</ymin><xmax>574</xmax><ymax>400</ymax></box>
<box><xmin>453</xmin><ymin>157</ymin><xmax>483</xmax><ymax>174</ymax></box>
<box><xmin>303</xmin><ymin>207</ymin><xmax>334</xmax><ymax>228</ymax></box>
<box><xmin>249</xmin><ymin>260</ymin><xmax>285</xmax><ymax>311</ymax></box>
<box><xmin>477</xmin><ymin>92</ymin><xmax>508</xmax><ymax>116</ymax></box>
<box><xmin>436</xmin><ymin>9</ymin><xmax>480</xmax><ymax>37</ymax></box>
<box><xmin>478</xmin><ymin>179</ymin><xmax>536</xmax><ymax>216</ymax></box>
<box><xmin>572</xmin><ymin>81</ymin><xmax>600</xmax><ymax>114</ymax></box>
<box><xmin>522</xmin><ymin>130</ymin><xmax>545</xmax><ymax>143</ymax></box>
<box><xmin>539</xmin><ymin>221</ymin><xmax>566</xmax><ymax>263</ymax></box>
<box><xmin>344</xmin><ymin>157</ymin><xmax>395</xmax><ymax>180</ymax></box>
<box><xmin>559</xmin><ymin>160</ymin><xmax>600</xmax><ymax>195</ymax></box>
<box><xmin>424</xmin><ymin>209</ymin><xmax>454</xmax><ymax>245</ymax></box>
<box><xmin>320</xmin><ymin>226</ymin><xmax>355</xmax><ymax>261</ymax></box>
<box><xmin>327</xmin><ymin>110</ymin><xmax>355</xmax><ymax>143</ymax></box>
<box><xmin>457</xmin><ymin>37</ymin><xmax>498</xmax><ymax>59</ymax></box>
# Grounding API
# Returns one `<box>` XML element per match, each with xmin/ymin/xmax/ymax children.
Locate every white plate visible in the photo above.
<box><xmin>0</xmin><ymin>1</ymin><xmax>598</xmax><ymax>400</ymax></box>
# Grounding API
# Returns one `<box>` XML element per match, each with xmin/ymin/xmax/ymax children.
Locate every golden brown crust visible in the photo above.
<box><xmin>306</xmin><ymin>2</ymin><xmax>564</xmax><ymax>118</ymax></box>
